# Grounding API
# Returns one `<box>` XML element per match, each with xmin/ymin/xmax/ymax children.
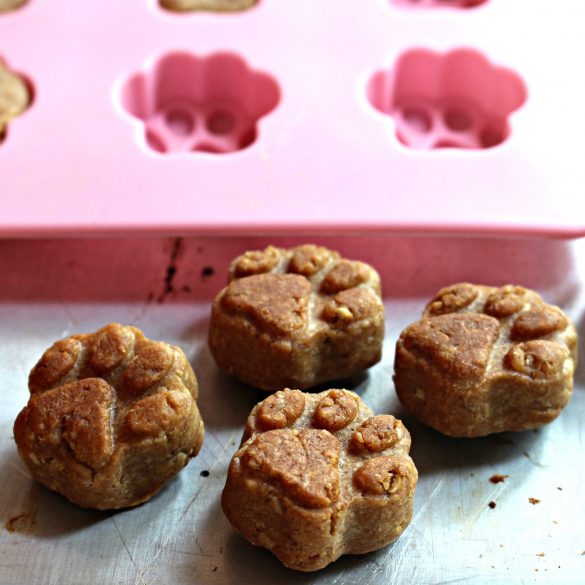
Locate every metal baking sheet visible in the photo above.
<box><xmin>1</xmin><ymin>235</ymin><xmax>584</xmax><ymax>585</ymax></box>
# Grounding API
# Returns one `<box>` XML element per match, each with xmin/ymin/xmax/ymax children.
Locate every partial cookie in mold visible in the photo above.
<box><xmin>160</xmin><ymin>0</ymin><xmax>258</xmax><ymax>12</ymax></box>
<box><xmin>0</xmin><ymin>0</ymin><xmax>28</xmax><ymax>14</ymax></box>
<box><xmin>120</xmin><ymin>51</ymin><xmax>280</xmax><ymax>155</ymax></box>
<box><xmin>367</xmin><ymin>48</ymin><xmax>527</xmax><ymax>150</ymax></box>
<box><xmin>0</xmin><ymin>57</ymin><xmax>31</xmax><ymax>144</ymax></box>
<box><xmin>391</xmin><ymin>0</ymin><xmax>488</xmax><ymax>9</ymax></box>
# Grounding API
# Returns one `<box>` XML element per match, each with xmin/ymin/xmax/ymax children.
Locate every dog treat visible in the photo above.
<box><xmin>13</xmin><ymin>323</ymin><xmax>204</xmax><ymax>510</ymax></box>
<box><xmin>208</xmin><ymin>244</ymin><xmax>384</xmax><ymax>391</ymax></box>
<box><xmin>222</xmin><ymin>388</ymin><xmax>418</xmax><ymax>571</ymax></box>
<box><xmin>0</xmin><ymin>59</ymin><xmax>30</xmax><ymax>136</ymax></box>
<box><xmin>160</xmin><ymin>0</ymin><xmax>257</xmax><ymax>12</ymax></box>
<box><xmin>394</xmin><ymin>283</ymin><xmax>578</xmax><ymax>437</ymax></box>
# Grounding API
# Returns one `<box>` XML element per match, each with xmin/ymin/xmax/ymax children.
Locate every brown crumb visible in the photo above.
<box><xmin>581</xmin><ymin>551</ymin><xmax>585</xmax><ymax>556</ymax></box>
<box><xmin>529</xmin><ymin>497</ymin><xmax>541</xmax><ymax>505</ymax></box>
<box><xmin>536</xmin><ymin>552</ymin><xmax>545</xmax><ymax>557</ymax></box>
<box><xmin>488</xmin><ymin>501</ymin><xmax>496</xmax><ymax>509</ymax></box>
<box><xmin>489</xmin><ymin>474</ymin><xmax>509</xmax><ymax>484</ymax></box>
<box><xmin>4</xmin><ymin>513</ymin><xmax>37</xmax><ymax>534</ymax></box>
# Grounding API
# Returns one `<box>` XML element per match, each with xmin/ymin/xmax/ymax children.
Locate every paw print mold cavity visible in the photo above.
<box><xmin>394</xmin><ymin>284</ymin><xmax>578</xmax><ymax>437</ymax></box>
<box><xmin>13</xmin><ymin>323</ymin><xmax>205</xmax><ymax>509</ymax></box>
<box><xmin>222</xmin><ymin>389</ymin><xmax>418</xmax><ymax>571</ymax></box>
<box><xmin>120</xmin><ymin>52</ymin><xmax>280</xmax><ymax>155</ymax></box>
<box><xmin>160</xmin><ymin>0</ymin><xmax>258</xmax><ymax>13</ymax></box>
<box><xmin>367</xmin><ymin>49</ymin><xmax>527</xmax><ymax>150</ymax></box>
<box><xmin>391</xmin><ymin>0</ymin><xmax>488</xmax><ymax>9</ymax></box>
<box><xmin>208</xmin><ymin>244</ymin><xmax>385</xmax><ymax>391</ymax></box>
<box><xmin>0</xmin><ymin>57</ymin><xmax>31</xmax><ymax>145</ymax></box>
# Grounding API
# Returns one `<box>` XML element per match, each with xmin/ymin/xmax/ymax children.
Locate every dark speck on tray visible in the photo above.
<box><xmin>490</xmin><ymin>474</ymin><xmax>509</xmax><ymax>484</ymax></box>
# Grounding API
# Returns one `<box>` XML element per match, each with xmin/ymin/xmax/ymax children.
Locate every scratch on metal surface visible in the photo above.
<box><xmin>375</xmin><ymin>474</ymin><xmax>447</xmax><ymax>585</ymax></box>
<box><xmin>464</xmin><ymin>482</ymin><xmax>508</xmax><ymax>535</ymax></box>
<box><xmin>8</xmin><ymin>462</ymin><xmax>32</xmax><ymax>480</ymax></box>
<box><xmin>134</xmin><ymin>430</ymin><xmax>239</xmax><ymax>585</ymax></box>
<box><xmin>522</xmin><ymin>450</ymin><xmax>545</xmax><ymax>468</ymax></box>
<box><xmin>111</xmin><ymin>516</ymin><xmax>142</xmax><ymax>584</ymax></box>
<box><xmin>172</xmin><ymin>548</ymin><xmax>217</xmax><ymax>559</ymax></box>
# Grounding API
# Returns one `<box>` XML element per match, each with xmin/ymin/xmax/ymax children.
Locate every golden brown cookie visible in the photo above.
<box><xmin>0</xmin><ymin>59</ymin><xmax>30</xmax><ymax>140</ymax></box>
<box><xmin>394</xmin><ymin>283</ymin><xmax>578</xmax><ymax>437</ymax></box>
<box><xmin>208</xmin><ymin>244</ymin><xmax>384</xmax><ymax>391</ymax></box>
<box><xmin>160</xmin><ymin>0</ymin><xmax>257</xmax><ymax>12</ymax></box>
<box><xmin>14</xmin><ymin>323</ymin><xmax>204</xmax><ymax>510</ymax></box>
<box><xmin>222</xmin><ymin>388</ymin><xmax>417</xmax><ymax>571</ymax></box>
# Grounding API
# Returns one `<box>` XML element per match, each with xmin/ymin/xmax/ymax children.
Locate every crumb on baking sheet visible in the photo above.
<box><xmin>489</xmin><ymin>474</ymin><xmax>509</xmax><ymax>484</ymax></box>
<box><xmin>200</xmin><ymin>470</ymin><xmax>210</xmax><ymax>477</ymax></box>
<box><xmin>4</xmin><ymin>512</ymin><xmax>37</xmax><ymax>534</ymax></box>
<box><xmin>536</xmin><ymin>552</ymin><xmax>545</xmax><ymax>557</ymax></box>
<box><xmin>488</xmin><ymin>501</ymin><xmax>496</xmax><ymax>509</ymax></box>
<box><xmin>529</xmin><ymin>497</ymin><xmax>541</xmax><ymax>505</ymax></box>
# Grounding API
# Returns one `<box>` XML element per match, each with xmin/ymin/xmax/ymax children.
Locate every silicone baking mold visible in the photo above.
<box><xmin>1</xmin><ymin>0</ymin><xmax>584</xmax><ymax>237</ymax></box>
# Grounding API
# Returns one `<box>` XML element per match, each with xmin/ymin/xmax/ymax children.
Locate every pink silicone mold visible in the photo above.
<box><xmin>392</xmin><ymin>0</ymin><xmax>488</xmax><ymax>9</ymax></box>
<box><xmin>0</xmin><ymin>1</ymin><xmax>584</xmax><ymax>237</ymax></box>
<box><xmin>367</xmin><ymin>49</ymin><xmax>527</xmax><ymax>150</ymax></box>
<box><xmin>121</xmin><ymin>52</ymin><xmax>280</xmax><ymax>154</ymax></box>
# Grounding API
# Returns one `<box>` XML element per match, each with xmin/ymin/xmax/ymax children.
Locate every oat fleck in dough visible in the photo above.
<box><xmin>0</xmin><ymin>58</ymin><xmax>30</xmax><ymax>137</ymax></box>
<box><xmin>208</xmin><ymin>244</ymin><xmax>384</xmax><ymax>391</ymax></box>
<box><xmin>160</xmin><ymin>0</ymin><xmax>257</xmax><ymax>12</ymax></box>
<box><xmin>14</xmin><ymin>323</ymin><xmax>204</xmax><ymax>510</ymax></box>
<box><xmin>222</xmin><ymin>389</ymin><xmax>417</xmax><ymax>571</ymax></box>
<box><xmin>394</xmin><ymin>283</ymin><xmax>578</xmax><ymax>437</ymax></box>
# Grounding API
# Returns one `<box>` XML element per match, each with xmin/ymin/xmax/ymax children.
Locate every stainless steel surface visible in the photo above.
<box><xmin>1</xmin><ymin>236</ymin><xmax>584</xmax><ymax>585</ymax></box>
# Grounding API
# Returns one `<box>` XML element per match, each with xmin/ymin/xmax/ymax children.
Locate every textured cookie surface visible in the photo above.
<box><xmin>394</xmin><ymin>283</ymin><xmax>578</xmax><ymax>437</ymax></box>
<box><xmin>14</xmin><ymin>323</ymin><xmax>204</xmax><ymax>510</ymax></box>
<box><xmin>222</xmin><ymin>389</ymin><xmax>417</xmax><ymax>571</ymax></box>
<box><xmin>160</xmin><ymin>0</ymin><xmax>257</xmax><ymax>12</ymax></box>
<box><xmin>208</xmin><ymin>244</ymin><xmax>384</xmax><ymax>390</ymax></box>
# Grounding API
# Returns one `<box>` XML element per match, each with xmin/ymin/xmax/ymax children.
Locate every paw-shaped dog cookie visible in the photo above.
<box><xmin>394</xmin><ymin>283</ymin><xmax>578</xmax><ymax>437</ymax></box>
<box><xmin>0</xmin><ymin>58</ymin><xmax>30</xmax><ymax>139</ymax></box>
<box><xmin>222</xmin><ymin>388</ymin><xmax>417</xmax><ymax>571</ymax></box>
<box><xmin>14</xmin><ymin>323</ymin><xmax>204</xmax><ymax>510</ymax></box>
<box><xmin>208</xmin><ymin>245</ymin><xmax>384</xmax><ymax>391</ymax></box>
<box><xmin>160</xmin><ymin>0</ymin><xmax>257</xmax><ymax>12</ymax></box>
